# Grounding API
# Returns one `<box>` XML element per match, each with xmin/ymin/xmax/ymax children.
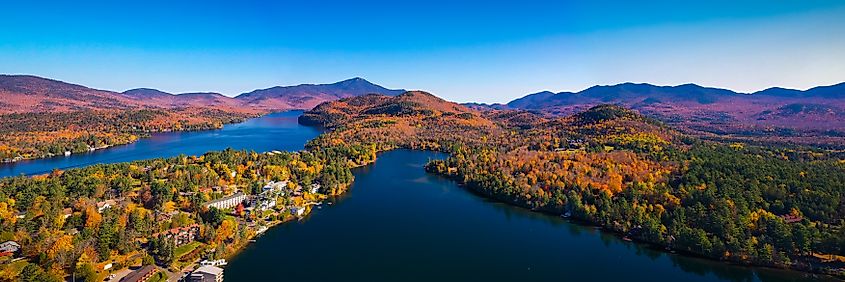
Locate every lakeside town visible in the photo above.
<box><xmin>0</xmin><ymin>147</ymin><xmax>363</xmax><ymax>282</ymax></box>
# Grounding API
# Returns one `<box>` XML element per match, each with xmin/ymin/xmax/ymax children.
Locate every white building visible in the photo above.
<box><xmin>290</xmin><ymin>206</ymin><xmax>306</xmax><ymax>217</ymax></box>
<box><xmin>0</xmin><ymin>241</ymin><xmax>20</xmax><ymax>253</ymax></box>
<box><xmin>309</xmin><ymin>183</ymin><xmax>321</xmax><ymax>194</ymax></box>
<box><xmin>96</xmin><ymin>199</ymin><xmax>118</xmax><ymax>213</ymax></box>
<box><xmin>258</xmin><ymin>198</ymin><xmax>277</xmax><ymax>211</ymax></box>
<box><xmin>190</xmin><ymin>265</ymin><xmax>224</xmax><ymax>282</ymax></box>
<box><xmin>204</xmin><ymin>192</ymin><xmax>247</xmax><ymax>210</ymax></box>
<box><xmin>262</xmin><ymin>180</ymin><xmax>288</xmax><ymax>195</ymax></box>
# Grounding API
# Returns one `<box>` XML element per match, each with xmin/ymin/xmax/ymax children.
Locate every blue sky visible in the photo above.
<box><xmin>1</xmin><ymin>0</ymin><xmax>844</xmax><ymax>103</ymax></box>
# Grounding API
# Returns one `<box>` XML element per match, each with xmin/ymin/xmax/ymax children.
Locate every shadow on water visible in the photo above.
<box><xmin>227</xmin><ymin>150</ymin><xmax>831</xmax><ymax>282</ymax></box>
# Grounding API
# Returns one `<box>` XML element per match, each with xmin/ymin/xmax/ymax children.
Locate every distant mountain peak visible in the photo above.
<box><xmin>235</xmin><ymin>77</ymin><xmax>406</xmax><ymax>110</ymax></box>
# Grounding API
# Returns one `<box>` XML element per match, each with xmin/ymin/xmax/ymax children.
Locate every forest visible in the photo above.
<box><xmin>0</xmin><ymin>109</ymin><xmax>254</xmax><ymax>162</ymax></box>
<box><xmin>302</xmin><ymin>93</ymin><xmax>845</xmax><ymax>277</ymax></box>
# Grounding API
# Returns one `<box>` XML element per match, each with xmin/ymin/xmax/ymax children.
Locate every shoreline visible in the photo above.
<box><xmin>0</xmin><ymin>110</ymin><xmax>313</xmax><ymax>177</ymax></box>
<box><xmin>422</xmin><ymin>154</ymin><xmax>845</xmax><ymax>281</ymax></box>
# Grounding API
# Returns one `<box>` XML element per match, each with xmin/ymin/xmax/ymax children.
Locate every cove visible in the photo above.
<box><xmin>0</xmin><ymin>111</ymin><xmax>320</xmax><ymax>178</ymax></box>
<box><xmin>225</xmin><ymin>149</ymin><xmax>826</xmax><ymax>282</ymax></box>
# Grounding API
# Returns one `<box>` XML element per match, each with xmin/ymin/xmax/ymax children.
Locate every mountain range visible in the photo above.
<box><xmin>475</xmin><ymin>82</ymin><xmax>845</xmax><ymax>143</ymax></box>
<box><xmin>2</xmin><ymin>73</ymin><xmax>843</xmax><ymax>145</ymax></box>
<box><xmin>0</xmin><ymin>75</ymin><xmax>405</xmax><ymax>114</ymax></box>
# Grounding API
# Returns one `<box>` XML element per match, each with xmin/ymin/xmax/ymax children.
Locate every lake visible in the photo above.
<box><xmin>0</xmin><ymin>112</ymin><xmax>828</xmax><ymax>281</ymax></box>
<box><xmin>0</xmin><ymin>111</ymin><xmax>321</xmax><ymax>178</ymax></box>
<box><xmin>225</xmin><ymin>150</ymin><xmax>827</xmax><ymax>282</ymax></box>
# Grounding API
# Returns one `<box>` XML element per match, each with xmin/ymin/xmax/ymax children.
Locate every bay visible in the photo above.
<box><xmin>0</xmin><ymin>111</ymin><xmax>320</xmax><ymax>178</ymax></box>
<box><xmin>225</xmin><ymin>150</ymin><xmax>825</xmax><ymax>282</ymax></box>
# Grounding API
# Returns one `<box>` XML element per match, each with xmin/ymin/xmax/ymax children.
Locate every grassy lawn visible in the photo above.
<box><xmin>174</xmin><ymin>241</ymin><xmax>203</xmax><ymax>258</ymax></box>
<box><xmin>148</xmin><ymin>271</ymin><xmax>167</xmax><ymax>282</ymax></box>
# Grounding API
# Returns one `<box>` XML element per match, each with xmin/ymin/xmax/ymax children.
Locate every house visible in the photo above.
<box><xmin>204</xmin><ymin>192</ymin><xmax>247</xmax><ymax>210</ymax></box>
<box><xmin>780</xmin><ymin>214</ymin><xmax>803</xmax><ymax>224</ymax></box>
<box><xmin>309</xmin><ymin>183</ymin><xmax>321</xmax><ymax>194</ymax></box>
<box><xmin>153</xmin><ymin>224</ymin><xmax>200</xmax><ymax>247</ymax></box>
<box><xmin>190</xmin><ymin>265</ymin><xmax>224</xmax><ymax>282</ymax></box>
<box><xmin>290</xmin><ymin>206</ymin><xmax>306</xmax><ymax>217</ymax></box>
<box><xmin>254</xmin><ymin>196</ymin><xmax>277</xmax><ymax>212</ymax></box>
<box><xmin>120</xmin><ymin>265</ymin><xmax>157</xmax><ymax>282</ymax></box>
<box><xmin>96</xmin><ymin>199</ymin><xmax>118</xmax><ymax>213</ymax></box>
<box><xmin>0</xmin><ymin>241</ymin><xmax>20</xmax><ymax>253</ymax></box>
<box><xmin>156</xmin><ymin>210</ymin><xmax>181</xmax><ymax>222</ymax></box>
<box><xmin>61</xmin><ymin>208</ymin><xmax>73</xmax><ymax>219</ymax></box>
<box><xmin>262</xmin><ymin>180</ymin><xmax>288</xmax><ymax>195</ymax></box>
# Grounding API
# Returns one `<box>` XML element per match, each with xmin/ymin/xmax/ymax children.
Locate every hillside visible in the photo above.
<box><xmin>0</xmin><ymin>75</ymin><xmax>146</xmax><ymax>113</ymax></box>
<box><xmin>304</xmin><ymin>92</ymin><xmax>845</xmax><ymax>276</ymax></box>
<box><xmin>299</xmin><ymin>91</ymin><xmax>487</xmax><ymax>128</ymax></box>
<box><xmin>236</xmin><ymin>77</ymin><xmax>405</xmax><ymax>110</ymax></box>
<box><xmin>502</xmin><ymin>82</ymin><xmax>845</xmax><ymax>147</ymax></box>
<box><xmin>0</xmin><ymin>74</ymin><xmax>404</xmax><ymax>162</ymax></box>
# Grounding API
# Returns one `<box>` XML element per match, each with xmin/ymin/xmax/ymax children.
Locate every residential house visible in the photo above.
<box><xmin>780</xmin><ymin>214</ymin><xmax>803</xmax><ymax>224</ymax></box>
<box><xmin>204</xmin><ymin>192</ymin><xmax>247</xmax><ymax>210</ymax></box>
<box><xmin>120</xmin><ymin>265</ymin><xmax>157</xmax><ymax>282</ymax></box>
<box><xmin>96</xmin><ymin>199</ymin><xmax>118</xmax><ymax>213</ymax></box>
<box><xmin>0</xmin><ymin>241</ymin><xmax>20</xmax><ymax>253</ymax></box>
<box><xmin>290</xmin><ymin>206</ymin><xmax>306</xmax><ymax>217</ymax></box>
<box><xmin>262</xmin><ymin>180</ymin><xmax>288</xmax><ymax>195</ymax></box>
<box><xmin>309</xmin><ymin>183</ymin><xmax>321</xmax><ymax>194</ymax></box>
<box><xmin>153</xmin><ymin>224</ymin><xmax>200</xmax><ymax>247</ymax></box>
<box><xmin>190</xmin><ymin>265</ymin><xmax>224</xmax><ymax>282</ymax></box>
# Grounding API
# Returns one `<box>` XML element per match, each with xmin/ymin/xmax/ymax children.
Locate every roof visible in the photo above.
<box><xmin>205</xmin><ymin>192</ymin><xmax>245</xmax><ymax>206</ymax></box>
<box><xmin>121</xmin><ymin>265</ymin><xmax>157</xmax><ymax>282</ymax></box>
<box><xmin>1</xmin><ymin>241</ymin><xmax>20</xmax><ymax>247</ymax></box>
<box><xmin>153</xmin><ymin>224</ymin><xmax>200</xmax><ymax>237</ymax></box>
<box><xmin>193</xmin><ymin>265</ymin><xmax>224</xmax><ymax>275</ymax></box>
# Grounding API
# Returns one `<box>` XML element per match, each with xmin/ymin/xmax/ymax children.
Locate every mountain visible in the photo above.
<box><xmin>122</xmin><ymin>88</ymin><xmax>245</xmax><ymax>110</ymax></box>
<box><xmin>299</xmin><ymin>91</ymin><xmax>484</xmax><ymax>128</ymax></box>
<box><xmin>236</xmin><ymin>77</ymin><xmax>406</xmax><ymax>110</ymax></box>
<box><xmin>507</xmin><ymin>83</ymin><xmax>744</xmax><ymax>110</ymax></box>
<box><xmin>501</xmin><ymin>82</ymin><xmax>845</xmax><ymax>146</ymax></box>
<box><xmin>0</xmin><ymin>75</ymin><xmax>404</xmax><ymax>114</ymax></box>
<box><xmin>0</xmin><ymin>75</ymin><xmax>145</xmax><ymax>113</ymax></box>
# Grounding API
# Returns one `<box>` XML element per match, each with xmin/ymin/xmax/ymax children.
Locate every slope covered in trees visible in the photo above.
<box><xmin>303</xmin><ymin>92</ymin><xmax>845</xmax><ymax>277</ymax></box>
<box><xmin>0</xmin><ymin>109</ymin><xmax>254</xmax><ymax>163</ymax></box>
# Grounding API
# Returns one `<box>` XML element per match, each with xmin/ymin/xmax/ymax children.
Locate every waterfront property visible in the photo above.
<box><xmin>190</xmin><ymin>265</ymin><xmax>224</xmax><ymax>282</ymax></box>
<box><xmin>204</xmin><ymin>192</ymin><xmax>247</xmax><ymax>210</ymax></box>
<box><xmin>200</xmin><ymin>259</ymin><xmax>228</xmax><ymax>267</ymax></box>
<box><xmin>120</xmin><ymin>265</ymin><xmax>157</xmax><ymax>282</ymax></box>
<box><xmin>289</xmin><ymin>206</ymin><xmax>306</xmax><ymax>217</ymax></box>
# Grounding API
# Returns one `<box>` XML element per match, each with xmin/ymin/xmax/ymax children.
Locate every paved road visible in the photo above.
<box><xmin>107</xmin><ymin>268</ymin><xmax>132</xmax><ymax>282</ymax></box>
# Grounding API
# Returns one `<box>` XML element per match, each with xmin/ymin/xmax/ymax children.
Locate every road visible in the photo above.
<box><xmin>107</xmin><ymin>268</ymin><xmax>132</xmax><ymax>282</ymax></box>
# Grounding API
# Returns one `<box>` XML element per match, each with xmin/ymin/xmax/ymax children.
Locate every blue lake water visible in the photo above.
<box><xmin>0</xmin><ymin>111</ymin><xmax>320</xmax><ymax>177</ymax></box>
<box><xmin>0</xmin><ymin>112</ymin><xmax>829</xmax><ymax>281</ymax></box>
<box><xmin>225</xmin><ymin>150</ymin><xmax>828</xmax><ymax>282</ymax></box>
